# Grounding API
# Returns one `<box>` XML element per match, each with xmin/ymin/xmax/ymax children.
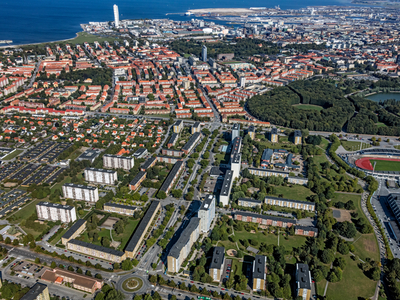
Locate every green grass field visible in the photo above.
<box><xmin>319</xmin><ymin>137</ymin><xmax>330</xmax><ymax>150</ymax></box>
<box><xmin>341</xmin><ymin>140</ymin><xmax>371</xmax><ymax>151</ymax></box>
<box><xmin>370</xmin><ymin>159</ymin><xmax>400</xmax><ymax>171</ymax></box>
<box><xmin>113</xmin><ymin>219</ymin><xmax>140</xmax><ymax>250</ymax></box>
<box><xmin>351</xmin><ymin>233</ymin><xmax>379</xmax><ymax>262</ymax></box>
<box><xmin>293</xmin><ymin>104</ymin><xmax>324</xmax><ymax>111</ymax></box>
<box><xmin>49</xmin><ymin>228</ymin><xmax>67</xmax><ymax>245</ymax></box>
<box><xmin>331</xmin><ymin>192</ymin><xmax>363</xmax><ymax>218</ymax></box>
<box><xmin>272</xmin><ymin>185</ymin><xmax>316</xmax><ymax>201</ymax></box>
<box><xmin>375</xmin><ymin>122</ymin><xmax>387</xmax><ymax>128</ymax></box>
<box><xmin>326</xmin><ymin>255</ymin><xmax>377</xmax><ymax>300</ymax></box>
<box><xmin>2</xmin><ymin>150</ymin><xmax>23</xmax><ymax>160</ymax></box>
<box><xmin>8</xmin><ymin>199</ymin><xmax>40</xmax><ymax>223</ymax></box>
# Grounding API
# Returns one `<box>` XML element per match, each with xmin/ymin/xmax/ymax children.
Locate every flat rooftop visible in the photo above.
<box><xmin>169</xmin><ymin>217</ymin><xmax>200</xmax><ymax>259</ymax></box>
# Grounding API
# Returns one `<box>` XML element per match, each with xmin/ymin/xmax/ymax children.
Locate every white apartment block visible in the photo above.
<box><xmin>103</xmin><ymin>154</ymin><xmax>134</xmax><ymax>171</ymax></box>
<box><xmin>36</xmin><ymin>202</ymin><xmax>77</xmax><ymax>223</ymax></box>
<box><xmin>198</xmin><ymin>194</ymin><xmax>215</xmax><ymax>233</ymax></box>
<box><xmin>84</xmin><ymin>168</ymin><xmax>117</xmax><ymax>185</ymax></box>
<box><xmin>62</xmin><ymin>183</ymin><xmax>99</xmax><ymax>202</ymax></box>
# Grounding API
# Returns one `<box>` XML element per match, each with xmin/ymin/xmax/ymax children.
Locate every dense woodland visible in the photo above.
<box><xmin>247</xmin><ymin>80</ymin><xmax>354</xmax><ymax>132</ymax></box>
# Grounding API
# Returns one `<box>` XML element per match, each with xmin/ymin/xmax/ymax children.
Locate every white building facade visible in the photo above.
<box><xmin>103</xmin><ymin>154</ymin><xmax>134</xmax><ymax>171</ymax></box>
<box><xmin>198</xmin><ymin>194</ymin><xmax>216</xmax><ymax>232</ymax></box>
<box><xmin>36</xmin><ymin>202</ymin><xmax>77</xmax><ymax>223</ymax></box>
<box><xmin>84</xmin><ymin>168</ymin><xmax>118</xmax><ymax>185</ymax></box>
<box><xmin>62</xmin><ymin>183</ymin><xmax>99</xmax><ymax>202</ymax></box>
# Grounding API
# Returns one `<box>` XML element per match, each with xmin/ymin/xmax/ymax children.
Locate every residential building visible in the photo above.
<box><xmin>269</xmin><ymin>128</ymin><xmax>278</xmax><ymax>143</ymax></box>
<box><xmin>288</xmin><ymin>177</ymin><xmax>308</xmax><ymax>185</ymax></box>
<box><xmin>61</xmin><ymin>219</ymin><xmax>87</xmax><ymax>245</ymax></box>
<box><xmin>141</xmin><ymin>156</ymin><xmax>157</xmax><ymax>171</ymax></box>
<box><xmin>41</xmin><ymin>267</ymin><xmax>103</xmax><ymax>294</ymax></box>
<box><xmin>253</xmin><ymin>255</ymin><xmax>267</xmax><ymax>291</ymax></box>
<box><xmin>293</xmin><ymin>130</ymin><xmax>302</xmax><ymax>145</ymax></box>
<box><xmin>62</xmin><ymin>183</ymin><xmax>99</xmax><ymax>202</ymax></box>
<box><xmin>133</xmin><ymin>148</ymin><xmax>148</xmax><ymax>159</ymax></box>
<box><xmin>248</xmin><ymin>125</ymin><xmax>255</xmax><ymax>140</ymax></box>
<box><xmin>104</xmin><ymin>202</ymin><xmax>137</xmax><ymax>216</ymax></box>
<box><xmin>248</xmin><ymin>168</ymin><xmax>289</xmax><ymax>178</ymax></box>
<box><xmin>103</xmin><ymin>154</ymin><xmax>134</xmax><ymax>171</ymax></box>
<box><xmin>67</xmin><ymin>239</ymin><xmax>126</xmax><ymax>262</ymax></box>
<box><xmin>173</xmin><ymin>120</ymin><xmax>183</xmax><ymax>133</ymax></box>
<box><xmin>162</xmin><ymin>149</ymin><xmax>183</xmax><ymax>157</ymax></box>
<box><xmin>295</xmin><ymin>263</ymin><xmax>312</xmax><ymax>300</ymax></box>
<box><xmin>231</xmin><ymin>123</ymin><xmax>240</xmax><ymax>141</ymax></box>
<box><xmin>77</xmin><ymin>148</ymin><xmax>102</xmax><ymax>163</ymax></box>
<box><xmin>238</xmin><ymin>198</ymin><xmax>262</xmax><ymax>208</ymax></box>
<box><xmin>36</xmin><ymin>202</ymin><xmax>76</xmax><ymax>223</ymax></box>
<box><xmin>261</xmin><ymin>149</ymin><xmax>274</xmax><ymax>168</ymax></box>
<box><xmin>182</xmin><ymin>132</ymin><xmax>201</xmax><ymax>155</ymax></box>
<box><xmin>202</xmin><ymin>45</ymin><xmax>207</xmax><ymax>62</ymax></box>
<box><xmin>113</xmin><ymin>4</ymin><xmax>119</xmax><ymax>28</ymax></box>
<box><xmin>387</xmin><ymin>193</ymin><xmax>400</xmax><ymax>222</ymax></box>
<box><xmin>20</xmin><ymin>283</ymin><xmax>50</xmax><ymax>300</ymax></box>
<box><xmin>129</xmin><ymin>171</ymin><xmax>147</xmax><ymax>191</ymax></box>
<box><xmin>191</xmin><ymin>122</ymin><xmax>201</xmax><ymax>134</ymax></box>
<box><xmin>167</xmin><ymin>133</ymin><xmax>178</xmax><ymax>148</ymax></box>
<box><xmin>168</xmin><ymin>217</ymin><xmax>201</xmax><ymax>272</ymax></box>
<box><xmin>295</xmin><ymin>226</ymin><xmax>318</xmax><ymax>237</ymax></box>
<box><xmin>230</xmin><ymin>152</ymin><xmax>241</xmax><ymax>180</ymax></box>
<box><xmin>198</xmin><ymin>194</ymin><xmax>215</xmax><ymax>233</ymax></box>
<box><xmin>209</xmin><ymin>247</ymin><xmax>225</xmax><ymax>282</ymax></box>
<box><xmin>84</xmin><ymin>168</ymin><xmax>117</xmax><ymax>185</ymax></box>
<box><xmin>233</xmin><ymin>211</ymin><xmax>296</xmax><ymax>228</ymax></box>
<box><xmin>125</xmin><ymin>200</ymin><xmax>161</xmax><ymax>258</ymax></box>
<box><xmin>220</xmin><ymin>170</ymin><xmax>233</xmax><ymax>207</ymax></box>
<box><xmin>159</xmin><ymin>160</ymin><xmax>184</xmax><ymax>194</ymax></box>
<box><xmin>265</xmin><ymin>196</ymin><xmax>315</xmax><ymax>211</ymax></box>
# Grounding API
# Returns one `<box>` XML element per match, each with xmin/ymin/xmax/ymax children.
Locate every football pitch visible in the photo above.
<box><xmin>370</xmin><ymin>159</ymin><xmax>400</xmax><ymax>171</ymax></box>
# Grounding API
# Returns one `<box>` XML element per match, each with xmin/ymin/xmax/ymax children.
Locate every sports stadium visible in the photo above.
<box><xmin>343</xmin><ymin>148</ymin><xmax>400</xmax><ymax>180</ymax></box>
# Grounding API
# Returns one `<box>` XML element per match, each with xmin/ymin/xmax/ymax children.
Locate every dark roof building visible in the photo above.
<box><xmin>20</xmin><ymin>283</ymin><xmax>49</xmax><ymax>300</ymax></box>
<box><xmin>210</xmin><ymin>246</ymin><xmax>225</xmax><ymax>270</ymax></box>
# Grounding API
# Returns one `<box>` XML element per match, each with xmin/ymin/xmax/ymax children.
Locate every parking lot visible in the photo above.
<box><xmin>12</xmin><ymin>261</ymin><xmax>50</xmax><ymax>279</ymax></box>
<box><xmin>22</xmin><ymin>165</ymin><xmax>58</xmax><ymax>186</ymax></box>
<box><xmin>0</xmin><ymin>196</ymin><xmax>31</xmax><ymax>217</ymax></box>
<box><xmin>0</xmin><ymin>189</ymin><xmax>27</xmax><ymax>210</ymax></box>
<box><xmin>38</xmin><ymin>142</ymin><xmax>72</xmax><ymax>163</ymax></box>
<box><xmin>20</xmin><ymin>141</ymin><xmax>56</xmax><ymax>162</ymax></box>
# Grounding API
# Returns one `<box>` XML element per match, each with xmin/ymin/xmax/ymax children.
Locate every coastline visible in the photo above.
<box><xmin>0</xmin><ymin>32</ymin><xmax>80</xmax><ymax>49</ymax></box>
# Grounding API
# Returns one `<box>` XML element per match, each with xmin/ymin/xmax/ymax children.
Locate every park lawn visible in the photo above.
<box><xmin>49</xmin><ymin>228</ymin><xmax>67</xmax><ymax>246</ymax></box>
<box><xmin>313</xmin><ymin>154</ymin><xmax>329</xmax><ymax>169</ymax></box>
<box><xmin>316</xmin><ymin>279</ymin><xmax>327</xmax><ymax>298</ymax></box>
<box><xmin>82</xmin><ymin>228</ymin><xmax>112</xmax><ymax>247</ymax></box>
<box><xmin>113</xmin><ymin>219</ymin><xmax>140</xmax><ymax>250</ymax></box>
<box><xmin>8</xmin><ymin>199</ymin><xmax>41</xmax><ymax>224</ymax></box>
<box><xmin>279</xmin><ymin>235</ymin><xmax>307</xmax><ymax>251</ymax></box>
<box><xmin>272</xmin><ymin>185</ymin><xmax>316</xmax><ymax>201</ymax></box>
<box><xmin>375</xmin><ymin>122</ymin><xmax>387</xmax><ymax>128</ymax></box>
<box><xmin>370</xmin><ymin>159</ymin><xmax>400</xmax><ymax>172</ymax></box>
<box><xmin>330</xmin><ymin>193</ymin><xmax>364</xmax><ymax>220</ymax></box>
<box><xmin>51</xmin><ymin>176</ymin><xmax>71</xmax><ymax>192</ymax></box>
<box><xmin>215</xmin><ymin>153</ymin><xmax>230</xmax><ymax>165</ymax></box>
<box><xmin>340</xmin><ymin>140</ymin><xmax>371</xmax><ymax>152</ymax></box>
<box><xmin>66</xmin><ymin>149</ymin><xmax>82</xmax><ymax>161</ymax></box>
<box><xmin>2</xmin><ymin>149</ymin><xmax>24</xmax><ymax>160</ymax></box>
<box><xmin>351</xmin><ymin>233</ymin><xmax>380</xmax><ymax>263</ymax></box>
<box><xmin>326</xmin><ymin>255</ymin><xmax>377</xmax><ymax>300</ymax></box>
<box><xmin>293</xmin><ymin>104</ymin><xmax>323</xmax><ymax>111</ymax></box>
<box><xmin>231</xmin><ymin>259</ymin><xmax>243</xmax><ymax>278</ymax></box>
<box><xmin>319</xmin><ymin>137</ymin><xmax>330</xmax><ymax>150</ymax></box>
<box><xmin>278</xmin><ymin>135</ymin><xmax>290</xmax><ymax>143</ymax></box>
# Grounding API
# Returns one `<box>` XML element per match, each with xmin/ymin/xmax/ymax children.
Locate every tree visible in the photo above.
<box><xmin>334</xmin><ymin>257</ymin><xmax>346</xmax><ymax>270</ymax></box>
<box><xmin>121</xmin><ymin>259</ymin><xmax>133</xmax><ymax>271</ymax></box>
<box><xmin>321</xmin><ymin>249</ymin><xmax>335</xmax><ymax>264</ymax></box>
<box><xmin>51</xmin><ymin>261</ymin><xmax>57</xmax><ymax>268</ymax></box>
<box><xmin>101</xmin><ymin>236</ymin><xmax>111</xmax><ymax>247</ymax></box>
<box><xmin>12</xmin><ymin>239</ymin><xmax>19</xmax><ymax>246</ymax></box>
<box><xmin>35</xmin><ymin>258</ymin><xmax>41</xmax><ymax>264</ymax></box>
<box><xmin>172</xmin><ymin>189</ymin><xmax>182</xmax><ymax>198</ymax></box>
<box><xmin>156</xmin><ymin>191</ymin><xmax>167</xmax><ymax>199</ymax></box>
<box><xmin>96</xmin><ymin>273</ymin><xmax>103</xmax><ymax>279</ymax></box>
<box><xmin>5</xmin><ymin>237</ymin><xmax>11</xmax><ymax>244</ymax></box>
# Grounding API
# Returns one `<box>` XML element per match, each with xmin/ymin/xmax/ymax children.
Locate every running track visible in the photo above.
<box><xmin>355</xmin><ymin>157</ymin><xmax>400</xmax><ymax>171</ymax></box>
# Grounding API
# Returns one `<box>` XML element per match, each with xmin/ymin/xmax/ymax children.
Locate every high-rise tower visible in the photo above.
<box><xmin>113</xmin><ymin>4</ymin><xmax>120</xmax><ymax>28</ymax></box>
<box><xmin>202</xmin><ymin>45</ymin><xmax>207</xmax><ymax>62</ymax></box>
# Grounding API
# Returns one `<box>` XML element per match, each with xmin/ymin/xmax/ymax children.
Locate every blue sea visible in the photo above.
<box><xmin>1</xmin><ymin>0</ymin><xmax>352</xmax><ymax>45</ymax></box>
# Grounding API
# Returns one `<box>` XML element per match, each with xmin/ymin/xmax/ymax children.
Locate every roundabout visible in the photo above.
<box><xmin>118</xmin><ymin>273</ymin><xmax>149</xmax><ymax>294</ymax></box>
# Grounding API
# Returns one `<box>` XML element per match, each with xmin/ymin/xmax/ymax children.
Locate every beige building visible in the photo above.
<box><xmin>104</xmin><ymin>202</ymin><xmax>137</xmax><ymax>216</ymax></box>
<box><xmin>288</xmin><ymin>176</ymin><xmax>308</xmax><ymax>185</ymax></box>
<box><xmin>209</xmin><ymin>247</ymin><xmax>225</xmax><ymax>282</ymax></box>
<box><xmin>168</xmin><ymin>217</ymin><xmax>200</xmax><ymax>273</ymax></box>
<box><xmin>269</xmin><ymin>128</ymin><xmax>278</xmax><ymax>143</ymax></box>
<box><xmin>265</xmin><ymin>196</ymin><xmax>315</xmax><ymax>211</ymax></box>
<box><xmin>238</xmin><ymin>198</ymin><xmax>262</xmax><ymax>208</ymax></box>
<box><xmin>248</xmin><ymin>168</ymin><xmax>289</xmax><ymax>178</ymax></box>
<box><xmin>20</xmin><ymin>283</ymin><xmax>50</xmax><ymax>300</ymax></box>
<box><xmin>296</xmin><ymin>263</ymin><xmax>312</xmax><ymax>300</ymax></box>
<box><xmin>173</xmin><ymin>120</ymin><xmax>183</xmax><ymax>133</ymax></box>
<box><xmin>61</xmin><ymin>219</ymin><xmax>87</xmax><ymax>245</ymax></box>
<box><xmin>125</xmin><ymin>200</ymin><xmax>161</xmax><ymax>258</ymax></box>
<box><xmin>293</xmin><ymin>130</ymin><xmax>302</xmax><ymax>145</ymax></box>
<box><xmin>252</xmin><ymin>255</ymin><xmax>267</xmax><ymax>291</ymax></box>
<box><xmin>67</xmin><ymin>239</ymin><xmax>126</xmax><ymax>263</ymax></box>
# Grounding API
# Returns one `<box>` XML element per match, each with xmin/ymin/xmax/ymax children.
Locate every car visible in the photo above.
<box><xmin>190</xmin><ymin>281</ymin><xmax>194</xmax><ymax>283</ymax></box>
<box><xmin>64</xmin><ymin>250</ymin><xmax>67</xmax><ymax>252</ymax></box>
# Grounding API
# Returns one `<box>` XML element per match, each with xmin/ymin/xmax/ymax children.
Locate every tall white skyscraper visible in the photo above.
<box><xmin>113</xmin><ymin>4</ymin><xmax>120</xmax><ymax>28</ymax></box>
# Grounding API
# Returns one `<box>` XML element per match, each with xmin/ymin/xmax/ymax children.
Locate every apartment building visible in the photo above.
<box><xmin>182</xmin><ymin>132</ymin><xmax>201</xmax><ymax>155</ymax></box>
<box><xmin>159</xmin><ymin>160</ymin><xmax>184</xmax><ymax>194</ymax></box>
<box><xmin>67</xmin><ymin>239</ymin><xmax>126</xmax><ymax>263</ymax></box>
<box><xmin>104</xmin><ymin>202</ymin><xmax>137</xmax><ymax>216</ymax></box>
<box><xmin>269</xmin><ymin>128</ymin><xmax>278</xmax><ymax>143</ymax></box>
<box><xmin>209</xmin><ymin>247</ymin><xmax>225</xmax><ymax>282</ymax></box>
<box><xmin>238</xmin><ymin>198</ymin><xmax>262</xmax><ymax>208</ymax></box>
<box><xmin>125</xmin><ymin>200</ymin><xmax>161</xmax><ymax>258</ymax></box>
<box><xmin>234</xmin><ymin>211</ymin><xmax>296</xmax><ymax>228</ymax></box>
<box><xmin>84</xmin><ymin>168</ymin><xmax>117</xmax><ymax>185</ymax></box>
<box><xmin>230</xmin><ymin>152</ymin><xmax>241</xmax><ymax>180</ymax></box>
<box><xmin>173</xmin><ymin>120</ymin><xmax>183</xmax><ymax>133</ymax></box>
<box><xmin>141</xmin><ymin>156</ymin><xmax>157</xmax><ymax>171</ymax></box>
<box><xmin>295</xmin><ymin>263</ymin><xmax>312</xmax><ymax>300</ymax></box>
<box><xmin>295</xmin><ymin>225</ymin><xmax>318</xmax><ymax>237</ymax></box>
<box><xmin>61</xmin><ymin>219</ymin><xmax>87</xmax><ymax>245</ymax></box>
<box><xmin>41</xmin><ymin>268</ymin><xmax>103</xmax><ymax>294</ymax></box>
<box><xmin>191</xmin><ymin>122</ymin><xmax>201</xmax><ymax>134</ymax></box>
<box><xmin>387</xmin><ymin>193</ymin><xmax>400</xmax><ymax>222</ymax></box>
<box><xmin>36</xmin><ymin>202</ymin><xmax>76</xmax><ymax>223</ymax></box>
<box><xmin>219</xmin><ymin>170</ymin><xmax>233</xmax><ymax>207</ymax></box>
<box><xmin>198</xmin><ymin>194</ymin><xmax>215</xmax><ymax>233</ymax></box>
<box><xmin>293</xmin><ymin>130</ymin><xmax>302</xmax><ymax>145</ymax></box>
<box><xmin>167</xmin><ymin>133</ymin><xmax>178</xmax><ymax>148</ymax></box>
<box><xmin>168</xmin><ymin>217</ymin><xmax>201</xmax><ymax>273</ymax></box>
<box><xmin>265</xmin><ymin>196</ymin><xmax>315</xmax><ymax>211</ymax></box>
<box><xmin>248</xmin><ymin>125</ymin><xmax>255</xmax><ymax>140</ymax></box>
<box><xmin>231</xmin><ymin>123</ymin><xmax>240</xmax><ymax>141</ymax></box>
<box><xmin>62</xmin><ymin>183</ymin><xmax>99</xmax><ymax>202</ymax></box>
<box><xmin>287</xmin><ymin>177</ymin><xmax>308</xmax><ymax>185</ymax></box>
<box><xmin>248</xmin><ymin>168</ymin><xmax>289</xmax><ymax>178</ymax></box>
<box><xmin>20</xmin><ymin>283</ymin><xmax>50</xmax><ymax>300</ymax></box>
<box><xmin>253</xmin><ymin>255</ymin><xmax>267</xmax><ymax>291</ymax></box>
<box><xmin>103</xmin><ymin>154</ymin><xmax>134</xmax><ymax>171</ymax></box>
<box><xmin>129</xmin><ymin>170</ymin><xmax>146</xmax><ymax>191</ymax></box>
